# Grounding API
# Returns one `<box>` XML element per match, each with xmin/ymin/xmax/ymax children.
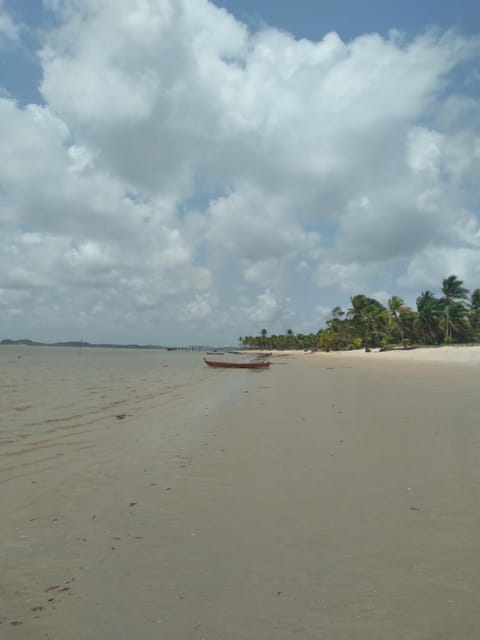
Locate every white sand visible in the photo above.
<box><xmin>312</xmin><ymin>344</ymin><xmax>480</xmax><ymax>365</ymax></box>
<box><xmin>263</xmin><ymin>344</ymin><xmax>480</xmax><ymax>365</ymax></box>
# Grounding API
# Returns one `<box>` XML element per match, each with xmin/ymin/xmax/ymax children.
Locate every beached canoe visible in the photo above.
<box><xmin>203</xmin><ymin>358</ymin><xmax>270</xmax><ymax>369</ymax></box>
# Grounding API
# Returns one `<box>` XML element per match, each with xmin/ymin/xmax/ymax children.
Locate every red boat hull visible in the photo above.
<box><xmin>203</xmin><ymin>358</ymin><xmax>270</xmax><ymax>369</ymax></box>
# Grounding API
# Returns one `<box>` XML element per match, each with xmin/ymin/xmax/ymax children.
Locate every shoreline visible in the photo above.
<box><xmin>251</xmin><ymin>343</ymin><xmax>480</xmax><ymax>366</ymax></box>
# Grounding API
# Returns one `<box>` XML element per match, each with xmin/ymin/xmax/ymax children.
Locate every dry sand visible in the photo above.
<box><xmin>2</xmin><ymin>347</ymin><xmax>480</xmax><ymax>639</ymax></box>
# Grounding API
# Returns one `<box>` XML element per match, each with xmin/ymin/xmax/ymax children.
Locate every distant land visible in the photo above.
<box><xmin>0</xmin><ymin>339</ymin><xmax>225</xmax><ymax>351</ymax></box>
<box><xmin>0</xmin><ymin>338</ymin><xmax>166</xmax><ymax>349</ymax></box>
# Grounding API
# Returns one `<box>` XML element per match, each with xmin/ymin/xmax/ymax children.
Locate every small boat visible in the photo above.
<box><xmin>203</xmin><ymin>358</ymin><xmax>270</xmax><ymax>369</ymax></box>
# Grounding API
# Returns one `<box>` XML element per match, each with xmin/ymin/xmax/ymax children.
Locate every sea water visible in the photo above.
<box><xmin>0</xmin><ymin>346</ymin><xmax>250</xmax><ymax>482</ymax></box>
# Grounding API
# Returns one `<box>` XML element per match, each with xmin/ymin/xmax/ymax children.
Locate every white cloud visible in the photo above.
<box><xmin>184</xmin><ymin>292</ymin><xmax>218</xmax><ymax>322</ymax></box>
<box><xmin>313</xmin><ymin>261</ymin><xmax>374</xmax><ymax>293</ymax></box>
<box><xmin>398</xmin><ymin>247</ymin><xmax>480</xmax><ymax>292</ymax></box>
<box><xmin>248</xmin><ymin>289</ymin><xmax>291</xmax><ymax>325</ymax></box>
<box><xmin>0</xmin><ymin>0</ymin><xmax>479</xmax><ymax>343</ymax></box>
<box><xmin>0</xmin><ymin>0</ymin><xmax>19</xmax><ymax>46</ymax></box>
<box><xmin>407</xmin><ymin>127</ymin><xmax>445</xmax><ymax>177</ymax></box>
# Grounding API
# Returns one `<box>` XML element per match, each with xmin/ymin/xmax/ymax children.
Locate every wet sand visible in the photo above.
<box><xmin>2</xmin><ymin>348</ymin><xmax>480</xmax><ymax>638</ymax></box>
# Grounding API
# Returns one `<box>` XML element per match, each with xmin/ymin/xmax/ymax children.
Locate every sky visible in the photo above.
<box><xmin>0</xmin><ymin>1</ymin><xmax>479</xmax><ymax>346</ymax></box>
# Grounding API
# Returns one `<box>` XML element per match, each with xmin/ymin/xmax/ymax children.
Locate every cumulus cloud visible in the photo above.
<box><xmin>398</xmin><ymin>246</ymin><xmax>480</xmax><ymax>291</ymax></box>
<box><xmin>0</xmin><ymin>0</ymin><xmax>19</xmax><ymax>46</ymax></box>
<box><xmin>247</xmin><ymin>289</ymin><xmax>289</xmax><ymax>324</ymax></box>
<box><xmin>0</xmin><ymin>0</ymin><xmax>479</xmax><ymax>343</ymax></box>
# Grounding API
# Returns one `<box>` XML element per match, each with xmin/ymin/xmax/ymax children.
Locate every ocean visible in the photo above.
<box><xmin>0</xmin><ymin>345</ymin><xmax>249</xmax><ymax>484</ymax></box>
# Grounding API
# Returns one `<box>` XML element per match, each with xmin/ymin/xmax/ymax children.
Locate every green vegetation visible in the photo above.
<box><xmin>240</xmin><ymin>275</ymin><xmax>480</xmax><ymax>352</ymax></box>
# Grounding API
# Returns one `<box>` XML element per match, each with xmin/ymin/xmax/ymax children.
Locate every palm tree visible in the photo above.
<box><xmin>348</xmin><ymin>295</ymin><xmax>370</xmax><ymax>350</ymax></box>
<box><xmin>439</xmin><ymin>301</ymin><xmax>471</xmax><ymax>342</ymax></box>
<box><xmin>348</xmin><ymin>295</ymin><xmax>386</xmax><ymax>351</ymax></box>
<box><xmin>387</xmin><ymin>296</ymin><xmax>403</xmax><ymax>342</ymax></box>
<box><xmin>415</xmin><ymin>291</ymin><xmax>442</xmax><ymax>344</ymax></box>
<box><xmin>369</xmin><ymin>305</ymin><xmax>388</xmax><ymax>349</ymax></box>
<box><xmin>469</xmin><ymin>289</ymin><xmax>480</xmax><ymax>340</ymax></box>
<box><xmin>330</xmin><ymin>306</ymin><xmax>345</xmax><ymax>320</ymax></box>
<box><xmin>286</xmin><ymin>329</ymin><xmax>295</xmax><ymax>348</ymax></box>
<box><xmin>260</xmin><ymin>328</ymin><xmax>268</xmax><ymax>349</ymax></box>
<box><xmin>387</xmin><ymin>296</ymin><xmax>411</xmax><ymax>348</ymax></box>
<box><xmin>440</xmin><ymin>275</ymin><xmax>469</xmax><ymax>342</ymax></box>
<box><xmin>325</xmin><ymin>306</ymin><xmax>351</xmax><ymax>349</ymax></box>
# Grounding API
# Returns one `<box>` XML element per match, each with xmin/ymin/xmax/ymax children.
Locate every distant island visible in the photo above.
<box><xmin>0</xmin><ymin>339</ymin><xmax>226</xmax><ymax>351</ymax></box>
<box><xmin>0</xmin><ymin>338</ymin><xmax>167</xmax><ymax>349</ymax></box>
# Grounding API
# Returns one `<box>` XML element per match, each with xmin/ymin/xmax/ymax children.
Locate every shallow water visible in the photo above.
<box><xmin>0</xmin><ymin>345</ymin><xmax>247</xmax><ymax>481</ymax></box>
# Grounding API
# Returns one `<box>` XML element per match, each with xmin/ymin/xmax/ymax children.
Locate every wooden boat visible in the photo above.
<box><xmin>203</xmin><ymin>358</ymin><xmax>270</xmax><ymax>369</ymax></box>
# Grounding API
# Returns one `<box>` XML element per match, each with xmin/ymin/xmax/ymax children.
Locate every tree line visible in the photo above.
<box><xmin>239</xmin><ymin>275</ymin><xmax>480</xmax><ymax>352</ymax></box>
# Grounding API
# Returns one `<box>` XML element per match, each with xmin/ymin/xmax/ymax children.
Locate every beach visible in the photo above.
<box><xmin>2</xmin><ymin>346</ymin><xmax>480</xmax><ymax>638</ymax></box>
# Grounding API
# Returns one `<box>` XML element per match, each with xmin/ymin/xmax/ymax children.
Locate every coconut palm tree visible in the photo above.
<box><xmin>260</xmin><ymin>328</ymin><xmax>268</xmax><ymax>349</ymax></box>
<box><xmin>439</xmin><ymin>301</ymin><xmax>471</xmax><ymax>342</ymax></box>
<box><xmin>348</xmin><ymin>295</ymin><xmax>386</xmax><ymax>351</ymax></box>
<box><xmin>348</xmin><ymin>295</ymin><xmax>371</xmax><ymax>350</ymax></box>
<box><xmin>469</xmin><ymin>289</ymin><xmax>480</xmax><ymax>340</ymax></box>
<box><xmin>324</xmin><ymin>306</ymin><xmax>351</xmax><ymax>349</ymax></box>
<box><xmin>286</xmin><ymin>328</ymin><xmax>295</xmax><ymax>348</ymax></box>
<box><xmin>415</xmin><ymin>291</ymin><xmax>442</xmax><ymax>344</ymax></box>
<box><xmin>440</xmin><ymin>275</ymin><xmax>469</xmax><ymax>342</ymax></box>
<box><xmin>387</xmin><ymin>296</ymin><xmax>412</xmax><ymax>347</ymax></box>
